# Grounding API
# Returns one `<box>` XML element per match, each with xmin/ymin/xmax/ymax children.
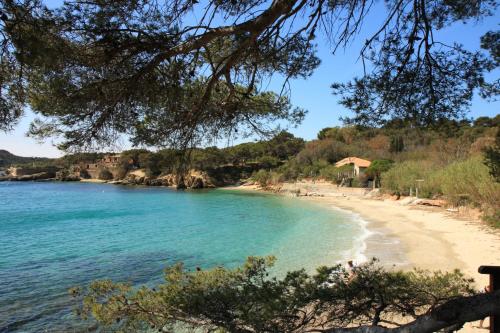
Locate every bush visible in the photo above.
<box><xmin>437</xmin><ymin>156</ymin><xmax>500</xmax><ymax>212</ymax></box>
<box><xmin>381</xmin><ymin>156</ymin><xmax>500</xmax><ymax>224</ymax></box>
<box><xmin>252</xmin><ymin>169</ymin><xmax>284</xmax><ymax>188</ymax></box>
<box><xmin>319</xmin><ymin>164</ymin><xmax>353</xmax><ymax>183</ymax></box>
<box><xmin>277</xmin><ymin>159</ymin><xmax>301</xmax><ymax>180</ymax></box>
<box><xmin>296</xmin><ymin>139</ymin><xmax>349</xmax><ymax>165</ymax></box>
<box><xmin>483</xmin><ymin>210</ymin><xmax>500</xmax><ymax>228</ymax></box>
<box><xmin>381</xmin><ymin>160</ymin><xmax>441</xmax><ymax>197</ymax></box>
<box><xmin>366</xmin><ymin>159</ymin><xmax>393</xmax><ymax>187</ymax></box>
<box><xmin>98</xmin><ymin>169</ymin><xmax>114</xmax><ymax>180</ymax></box>
<box><xmin>483</xmin><ymin>129</ymin><xmax>500</xmax><ymax>181</ymax></box>
<box><xmin>258</xmin><ymin>155</ymin><xmax>281</xmax><ymax>169</ymax></box>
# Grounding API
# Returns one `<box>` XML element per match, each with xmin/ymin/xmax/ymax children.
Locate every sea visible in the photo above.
<box><xmin>0</xmin><ymin>181</ymin><xmax>368</xmax><ymax>332</ymax></box>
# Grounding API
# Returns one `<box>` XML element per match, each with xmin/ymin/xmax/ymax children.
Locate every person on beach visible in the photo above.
<box><xmin>347</xmin><ymin>260</ymin><xmax>357</xmax><ymax>282</ymax></box>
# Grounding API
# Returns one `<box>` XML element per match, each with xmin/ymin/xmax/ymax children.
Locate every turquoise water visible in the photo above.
<box><xmin>0</xmin><ymin>182</ymin><xmax>365</xmax><ymax>332</ymax></box>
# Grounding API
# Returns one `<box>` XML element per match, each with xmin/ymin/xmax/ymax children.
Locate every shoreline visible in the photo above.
<box><xmin>225</xmin><ymin>184</ymin><xmax>500</xmax><ymax>288</ymax></box>
<box><xmin>227</xmin><ymin>184</ymin><xmax>500</xmax><ymax>331</ymax></box>
<box><xmin>4</xmin><ymin>180</ymin><xmax>499</xmax><ymax>284</ymax></box>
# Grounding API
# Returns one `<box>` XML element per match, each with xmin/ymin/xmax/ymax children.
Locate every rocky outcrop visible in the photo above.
<box><xmin>7</xmin><ymin>166</ymin><xmax>58</xmax><ymax>178</ymax></box>
<box><xmin>55</xmin><ymin>169</ymin><xmax>81</xmax><ymax>181</ymax></box>
<box><xmin>8</xmin><ymin>171</ymin><xmax>54</xmax><ymax>181</ymax></box>
<box><xmin>116</xmin><ymin>169</ymin><xmax>215</xmax><ymax>189</ymax></box>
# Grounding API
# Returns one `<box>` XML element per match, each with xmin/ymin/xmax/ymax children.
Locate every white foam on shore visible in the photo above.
<box><xmin>329</xmin><ymin>206</ymin><xmax>373</xmax><ymax>266</ymax></box>
<box><xmin>329</xmin><ymin>205</ymin><xmax>410</xmax><ymax>268</ymax></box>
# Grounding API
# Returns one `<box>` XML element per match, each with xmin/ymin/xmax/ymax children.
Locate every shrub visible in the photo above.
<box><xmin>437</xmin><ymin>156</ymin><xmax>500</xmax><ymax>212</ymax></box>
<box><xmin>483</xmin><ymin>129</ymin><xmax>500</xmax><ymax>181</ymax></box>
<box><xmin>381</xmin><ymin>160</ymin><xmax>441</xmax><ymax>197</ymax></box>
<box><xmin>296</xmin><ymin>139</ymin><xmax>349</xmax><ymax>165</ymax></box>
<box><xmin>252</xmin><ymin>169</ymin><xmax>269</xmax><ymax>187</ymax></box>
<box><xmin>277</xmin><ymin>159</ymin><xmax>301</xmax><ymax>181</ymax></box>
<box><xmin>366</xmin><ymin>159</ymin><xmax>393</xmax><ymax>187</ymax></box>
<box><xmin>252</xmin><ymin>169</ymin><xmax>284</xmax><ymax>188</ymax></box>
<box><xmin>98</xmin><ymin>169</ymin><xmax>114</xmax><ymax>180</ymax></box>
<box><xmin>319</xmin><ymin>164</ymin><xmax>353</xmax><ymax>183</ymax></box>
<box><xmin>301</xmin><ymin>160</ymin><xmax>329</xmax><ymax>178</ymax></box>
<box><xmin>258</xmin><ymin>155</ymin><xmax>281</xmax><ymax>169</ymax></box>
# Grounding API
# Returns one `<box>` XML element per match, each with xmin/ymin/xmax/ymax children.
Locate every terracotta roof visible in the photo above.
<box><xmin>335</xmin><ymin>157</ymin><xmax>371</xmax><ymax>168</ymax></box>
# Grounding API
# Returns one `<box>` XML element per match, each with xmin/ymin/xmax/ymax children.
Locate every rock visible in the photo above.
<box><xmin>365</xmin><ymin>189</ymin><xmax>381</xmax><ymax>198</ymax></box>
<box><xmin>416</xmin><ymin>199</ymin><xmax>446</xmax><ymax>207</ymax></box>
<box><xmin>55</xmin><ymin>170</ymin><xmax>80</xmax><ymax>181</ymax></box>
<box><xmin>190</xmin><ymin>177</ymin><xmax>204</xmax><ymax>189</ymax></box>
<box><xmin>398</xmin><ymin>197</ymin><xmax>418</xmax><ymax>205</ymax></box>
<box><xmin>16</xmin><ymin>172</ymin><xmax>53</xmax><ymax>181</ymax></box>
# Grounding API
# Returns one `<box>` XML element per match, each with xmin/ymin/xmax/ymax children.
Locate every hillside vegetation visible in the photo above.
<box><xmin>0</xmin><ymin>150</ymin><xmax>54</xmax><ymax>168</ymax></box>
<box><xmin>114</xmin><ymin>116</ymin><xmax>498</xmax><ymax>224</ymax></box>
<box><xmin>4</xmin><ymin>116</ymin><xmax>499</xmax><ymax>224</ymax></box>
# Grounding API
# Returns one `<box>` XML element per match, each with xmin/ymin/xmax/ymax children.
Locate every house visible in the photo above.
<box><xmin>77</xmin><ymin>154</ymin><xmax>123</xmax><ymax>179</ymax></box>
<box><xmin>335</xmin><ymin>157</ymin><xmax>371</xmax><ymax>177</ymax></box>
<box><xmin>101</xmin><ymin>154</ymin><xmax>121</xmax><ymax>167</ymax></box>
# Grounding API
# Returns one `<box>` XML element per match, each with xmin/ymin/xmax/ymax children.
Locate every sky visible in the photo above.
<box><xmin>1</xmin><ymin>1</ymin><xmax>499</xmax><ymax>158</ymax></box>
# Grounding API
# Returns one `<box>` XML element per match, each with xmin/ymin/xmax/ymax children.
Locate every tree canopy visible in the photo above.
<box><xmin>0</xmin><ymin>0</ymin><xmax>498</xmax><ymax>150</ymax></box>
<box><xmin>70</xmin><ymin>257</ymin><xmax>500</xmax><ymax>333</ymax></box>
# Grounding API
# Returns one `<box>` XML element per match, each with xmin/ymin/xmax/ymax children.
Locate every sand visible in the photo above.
<box><xmin>305</xmin><ymin>195</ymin><xmax>500</xmax><ymax>284</ymax></box>
<box><xmin>226</xmin><ymin>183</ymin><xmax>500</xmax><ymax>332</ymax></box>
<box><xmin>79</xmin><ymin>178</ymin><xmax>108</xmax><ymax>183</ymax></box>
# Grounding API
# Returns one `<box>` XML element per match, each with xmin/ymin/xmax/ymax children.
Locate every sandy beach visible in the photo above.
<box><xmin>227</xmin><ymin>182</ymin><xmax>500</xmax><ymax>332</ymax></box>
<box><xmin>306</xmin><ymin>195</ymin><xmax>500</xmax><ymax>284</ymax></box>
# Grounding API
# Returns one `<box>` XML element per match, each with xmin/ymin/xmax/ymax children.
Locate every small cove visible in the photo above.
<box><xmin>0</xmin><ymin>181</ymin><xmax>367</xmax><ymax>332</ymax></box>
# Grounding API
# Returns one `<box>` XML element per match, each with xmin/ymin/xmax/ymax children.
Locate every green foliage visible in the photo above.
<box><xmin>366</xmin><ymin>159</ymin><xmax>394</xmax><ymax>187</ymax></box>
<box><xmin>319</xmin><ymin>164</ymin><xmax>341</xmax><ymax>181</ymax></box>
<box><xmin>264</xmin><ymin>131</ymin><xmax>305</xmax><ymax>160</ymax></box>
<box><xmin>484</xmin><ymin>129</ymin><xmax>500</xmax><ymax>182</ymax></box>
<box><xmin>251</xmin><ymin>169</ymin><xmax>283</xmax><ymax>188</ymax></box>
<box><xmin>366</xmin><ymin>159</ymin><xmax>393</xmax><ymax>176</ymax></box>
<box><xmin>190</xmin><ymin>147</ymin><xmax>226</xmax><ymax>170</ymax></box>
<box><xmin>71</xmin><ymin>258</ymin><xmax>475</xmax><ymax>332</ymax></box>
<box><xmin>0</xmin><ymin>149</ymin><xmax>54</xmax><ymax>167</ymax></box>
<box><xmin>57</xmin><ymin>153</ymin><xmax>105</xmax><ymax>168</ymax></box>
<box><xmin>437</xmin><ymin>156</ymin><xmax>500</xmax><ymax>211</ymax></box>
<box><xmin>389</xmin><ymin>135</ymin><xmax>405</xmax><ymax>153</ymax></box>
<box><xmin>296</xmin><ymin>139</ymin><xmax>349</xmax><ymax>165</ymax></box>
<box><xmin>381</xmin><ymin>156</ymin><xmax>500</xmax><ymax>223</ymax></box>
<box><xmin>257</xmin><ymin>155</ymin><xmax>280</xmax><ymax>169</ymax></box>
<box><xmin>317</xmin><ymin>127</ymin><xmax>344</xmax><ymax>141</ymax></box>
<box><xmin>483</xmin><ymin>210</ymin><xmax>500</xmax><ymax>229</ymax></box>
<box><xmin>381</xmin><ymin>160</ymin><xmax>442</xmax><ymax>197</ymax></box>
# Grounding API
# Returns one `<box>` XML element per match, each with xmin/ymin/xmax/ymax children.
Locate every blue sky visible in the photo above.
<box><xmin>1</xmin><ymin>1</ymin><xmax>498</xmax><ymax>157</ymax></box>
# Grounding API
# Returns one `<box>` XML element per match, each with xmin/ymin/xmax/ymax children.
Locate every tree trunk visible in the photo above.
<box><xmin>321</xmin><ymin>289</ymin><xmax>500</xmax><ymax>333</ymax></box>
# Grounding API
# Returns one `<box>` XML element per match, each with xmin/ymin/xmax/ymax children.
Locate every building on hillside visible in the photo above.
<box><xmin>77</xmin><ymin>154</ymin><xmax>123</xmax><ymax>179</ymax></box>
<box><xmin>101</xmin><ymin>154</ymin><xmax>121</xmax><ymax>167</ymax></box>
<box><xmin>335</xmin><ymin>157</ymin><xmax>371</xmax><ymax>177</ymax></box>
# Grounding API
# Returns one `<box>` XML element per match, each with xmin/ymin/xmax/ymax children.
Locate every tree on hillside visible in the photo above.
<box><xmin>366</xmin><ymin>159</ymin><xmax>394</xmax><ymax>188</ymax></box>
<box><xmin>484</xmin><ymin>129</ymin><xmax>500</xmax><ymax>182</ymax></box>
<box><xmin>389</xmin><ymin>136</ymin><xmax>405</xmax><ymax>154</ymax></box>
<box><xmin>265</xmin><ymin>131</ymin><xmax>305</xmax><ymax>161</ymax></box>
<box><xmin>318</xmin><ymin>127</ymin><xmax>345</xmax><ymax>142</ymax></box>
<box><xmin>0</xmin><ymin>0</ymin><xmax>498</xmax><ymax>150</ymax></box>
<box><xmin>70</xmin><ymin>257</ymin><xmax>500</xmax><ymax>333</ymax></box>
